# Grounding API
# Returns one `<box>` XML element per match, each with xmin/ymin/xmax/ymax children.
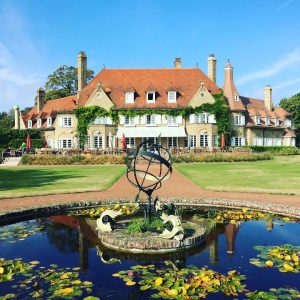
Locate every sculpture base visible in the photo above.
<box><xmin>97</xmin><ymin>221</ymin><xmax>206</xmax><ymax>254</ymax></box>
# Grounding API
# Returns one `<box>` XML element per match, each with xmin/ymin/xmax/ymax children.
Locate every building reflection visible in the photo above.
<box><xmin>224</xmin><ymin>223</ymin><xmax>239</xmax><ymax>255</ymax></box>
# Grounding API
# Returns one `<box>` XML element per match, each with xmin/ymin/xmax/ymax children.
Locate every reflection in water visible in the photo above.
<box><xmin>265</xmin><ymin>220</ymin><xmax>274</xmax><ymax>231</ymax></box>
<box><xmin>225</xmin><ymin>223</ymin><xmax>239</xmax><ymax>255</ymax></box>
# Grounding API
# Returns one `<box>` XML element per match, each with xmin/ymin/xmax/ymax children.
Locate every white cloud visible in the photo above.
<box><xmin>276</xmin><ymin>0</ymin><xmax>295</xmax><ymax>11</ymax></box>
<box><xmin>237</xmin><ymin>48</ymin><xmax>300</xmax><ymax>85</ymax></box>
<box><xmin>0</xmin><ymin>2</ymin><xmax>45</xmax><ymax>112</ymax></box>
<box><xmin>273</xmin><ymin>76</ymin><xmax>300</xmax><ymax>90</ymax></box>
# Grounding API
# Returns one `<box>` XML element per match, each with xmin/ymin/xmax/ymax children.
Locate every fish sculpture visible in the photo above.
<box><xmin>95</xmin><ymin>209</ymin><xmax>121</xmax><ymax>233</ymax></box>
<box><xmin>159</xmin><ymin>213</ymin><xmax>184</xmax><ymax>241</ymax></box>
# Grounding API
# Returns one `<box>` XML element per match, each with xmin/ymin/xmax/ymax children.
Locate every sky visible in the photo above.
<box><xmin>0</xmin><ymin>0</ymin><xmax>300</xmax><ymax>111</ymax></box>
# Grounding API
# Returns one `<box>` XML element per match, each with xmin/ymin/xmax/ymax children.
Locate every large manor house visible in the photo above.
<box><xmin>14</xmin><ymin>52</ymin><xmax>296</xmax><ymax>149</ymax></box>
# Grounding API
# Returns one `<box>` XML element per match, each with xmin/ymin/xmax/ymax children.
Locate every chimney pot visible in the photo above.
<box><xmin>264</xmin><ymin>85</ymin><xmax>273</xmax><ymax>111</ymax></box>
<box><xmin>208</xmin><ymin>54</ymin><xmax>217</xmax><ymax>83</ymax></box>
<box><xmin>174</xmin><ymin>57</ymin><xmax>182</xmax><ymax>68</ymax></box>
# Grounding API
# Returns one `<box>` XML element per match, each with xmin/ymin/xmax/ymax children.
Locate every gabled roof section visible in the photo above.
<box><xmin>77</xmin><ymin>68</ymin><xmax>221</xmax><ymax>109</ymax></box>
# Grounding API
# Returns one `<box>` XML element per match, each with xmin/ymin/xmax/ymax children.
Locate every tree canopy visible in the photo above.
<box><xmin>0</xmin><ymin>110</ymin><xmax>14</xmax><ymax>130</ymax></box>
<box><xmin>280</xmin><ymin>92</ymin><xmax>300</xmax><ymax>144</ymax></box>
<box><xmin>45</xmin><ymin>65</ymin><xmax>94</xmax><ymax>100</ymax></box>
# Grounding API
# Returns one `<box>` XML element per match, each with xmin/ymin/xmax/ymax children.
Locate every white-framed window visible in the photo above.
<box><xmin>253</xmin><ymin>137</ymin><xmax>264</xmax><ymax>146</ymax></box>
<box><xmin>275</xmin><ymin>117</ymin><xmax>280</xmax><ymax>126</ymax></box>
<box><xmin>93</xmin><ymin>117</ymin><xmax>107</xmax><ymax>125</ymax></box>
<box><xmin>234</xmin><ymin>95</ymin><xmax>239</xmax><ymax>101</ymax></box>
<box><xmin>93</xmin><ymin>136</ymin><xmax>103</xmax><ymax>149</ymax></box>
<box><xmin>47</xmin><ymin>117</ymin><xmax>52</xmax><ymax>127</ymax></box>
<box><xmin>28</xmin><ymin>120</ymin><xmax>32</xmax><ymax>128</ymax></box>
<box><xmin>37</xmin><ymin>118</ymin><xmax>42</xmax><ymax>128</ymax></box>
<box><xmin>168</xmin><ymin>91</ymin><xmax>177</xmax><ymax>103</ymax></box>
<box><xmin>256</xmin><ymin>116</ymin><xmax>261</xmax><ymax>124</ymax></box>
<box><xmin>126</xmin><ymin>137</ymin><xmax>135</xmax><ymax>148</ymax></box>
<box><xmin>168</xmin><ymin>137</ymin><xmax>178</xmax><ymax>148</ymax></box>
<box><xmin>125</xmin><ymin>92</ymin><xmax>134</xmax><ymax>104</ymax></box>
<box><xmin>234</xmin><ymin>115</ymin><xmax>242</xmax><ymax>125</ymax></box>
<box><xmin>188</xmin><ymin>135</ymin><xmax>196</xmax><ymax>148</ymax></box>
<box><xmin>265</xmin><ymin>116</ymin><xmax>270</xmax><ymax>125</ymax></box>
<box><xmin>124</xmin><ymin>116</ymin><xmax>135</xmax><ymax>126</ymax></box>
<box><xmin>212</xmin><ymin>135</ymin><xmax>218</xmax><ymax>146</ymax></box>
<box><xmin>194</xmin><ymin>113</ymin><xmax>209</xmax><ymax>123</ymax></box>
<box><xmin>59</xmin><ymin>139</ymin><xmax>72</xmax><ymax>149</ymax></box>
<box><xmin>142</xmin><ymin>137</ymin><xmax>160</xmax><ymax>150</ymax></box>
<box><xmin>146</xmin><ymin>114</ymin><xmax>156</xmax><ymax>125</ymax></box>
<box><xmin>85</xmin><ymin>135</ymin><xmax>90</xmax><ymax>149</ymax></box>
<box><xmin>146</xmin><ymin>92</ymin><xmax>156</xmax><ymax>103</ymax></box>
<box><xmin>285</xmin><ymin>118</ymin><xmax>292</xmax><ymax>127</ymax></box>
<box><xmin>167</xmin><ymin>115</ymin><xmax>177</xmax><ymax>126</ymax></box>
<box><xmin>200</xmin><ymin>134</ymin><xmax>209</xmax><ymax>147</ymax></box>
<box><xmin>63</xmin><ymin>117</ymin><xmax>72</xmax><ymax>127</ymax></box>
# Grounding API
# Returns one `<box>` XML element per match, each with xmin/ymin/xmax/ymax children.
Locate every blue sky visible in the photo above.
<box><xmin>0</xmin><ymin>0</ymin><xmax>300</xmax><ymax>111</ymax></box>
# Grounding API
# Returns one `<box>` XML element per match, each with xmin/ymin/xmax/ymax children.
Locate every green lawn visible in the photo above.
<box><xmin>0</xmin><ymin>165</ymin><xmax>126</xmax><ymax>198</ymax></box>
<box><xmin>176</xmin><ymin>156</ymin><xmax>300</xmax><ymax>195</ymax></box>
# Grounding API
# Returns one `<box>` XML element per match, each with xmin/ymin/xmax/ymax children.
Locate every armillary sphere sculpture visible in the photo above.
<box><xmin>126</xmin><ymin>138</ymin><xmax>172</xmax><ymax>221</ymax></box>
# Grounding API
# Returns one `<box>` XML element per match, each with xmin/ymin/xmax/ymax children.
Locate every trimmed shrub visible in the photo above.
<box><xmin>172</xmin><ymin>152</ymin><xmax>273</xmax><ymax>163</ymax></box>
<box><xmin>21</xmin><ymin>154</ymin><xmax>126</xmax><ymax>165</ymax></box>
<box><xmin>249</xmin><ymin>146</ymin><xmax>300</xmax><ymax>155</ymax></box>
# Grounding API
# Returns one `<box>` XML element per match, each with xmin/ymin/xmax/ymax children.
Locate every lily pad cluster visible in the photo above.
<box><xmin>0</xmin><ymin>221</ymin><xmax>44</xmax><ymax>244</ymax></box>
<box><xmin>0</xmin><ymin>259</ymin><xmax>99</xmax><ymax>299</ymax></box>
<box><xmin>71</xmin><ymin>204</ymin><xmax>139</xmax><ymax>218</ymax></box>
<box><xmin>112</xmin><ymin>261</ymin><xmax>246</xmax><ymax>299</ymax></box>
<box><xmin>246</xmin><ymin>287</ymin><xmax>300</xmax><ymax>300</ymax></box>
<box><xmin>250</xmin><ymin>244</ymin><xmax>300</xmax><ymax>273</ymax></box>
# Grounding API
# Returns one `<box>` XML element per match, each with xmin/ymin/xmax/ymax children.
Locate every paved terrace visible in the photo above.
<box><xmin>1</xmin><ymin>169</ymin><xmax>300</xmax><ymax>216</ymax></box>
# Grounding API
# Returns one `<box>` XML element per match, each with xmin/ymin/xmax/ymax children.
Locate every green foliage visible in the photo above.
<box><xmin>280</xmin><ymin>92</ymin><xmax>300</xmax><ymax>144</ymax></box>
<box><xmin>127</xmin><ymin>218</ymin><xmax>165</xmax><ymax>234</ymax></box>
<box><xmin>172</xmin><ymin>152</ymin><xmax>272</xmax><ymax>163</ymax></box>
<box><xmin>0</xmin><ymin>110</ymin><xmax>14</xmax><ymax>130</ymax></box>
<box><xmin>113</xmin><ymin>262</ymin><xmax>246</xmax><ymax>298</ymax></box>
<box><xmin>249</xmin><ymin>146</ymin><xmax>300</xmax><ymax>155</ymax></box>
<box><xmin>75</xmin><ymin>94</ymin><xmax>231</xmax><ymax>149</ymax></box>
<box><xmin>246</xmin><ymin>288</ymin><xmax>300</xmax><ymax>300</ymax></box>
<box><xmin>8</xmin><ymin>139</ymin><xmax>44</xmax><ymax>149</ymax></box>
<box><xmin>21</xmin><ymin>154</ymin><xmax>126</xmax><ymax>165</ymax></box>
<box><xmin>45</xmin><ymin>65</ymin><xmax>94</xmax><ymax>100</ymax></box>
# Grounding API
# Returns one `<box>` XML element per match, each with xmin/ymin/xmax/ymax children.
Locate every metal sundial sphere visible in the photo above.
<box><xmin>126</xmin><ymin>139</ymin><xmax>172</xmax><ymax>220</ymax></box>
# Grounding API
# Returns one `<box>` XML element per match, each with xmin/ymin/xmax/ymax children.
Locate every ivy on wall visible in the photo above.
<box><xmin>74</xmin><ymin>94</ymin><xmax>231</xmax><ymax>149</ymax></box>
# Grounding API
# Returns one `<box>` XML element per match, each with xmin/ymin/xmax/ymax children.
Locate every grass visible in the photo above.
<box><xmin>175</xmin><ymin>155</ymin><xmax>300</xmax><ymax>195</ymax></box>
<box><xmin>0</xmin><ymin>165</ymin><xmax>126</xmax><ymax>198</ymax></box>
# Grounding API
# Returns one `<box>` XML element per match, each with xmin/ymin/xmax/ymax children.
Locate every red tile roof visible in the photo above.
<box><xmin>77</xmin><ymin>68</ymin><xmax>221</xmax><ymax>109</ymax></box>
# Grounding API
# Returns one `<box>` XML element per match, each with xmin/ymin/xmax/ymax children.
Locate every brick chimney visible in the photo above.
<box><xmin>14</xmin><ymin>105</ymin><xmax>20</xmax><ymax>129</ymax></box>
<box><xmin>264</xmin><ymin>85</ymin><xmax>273</xmax><ymax>111</ymax></box>
<box><xmin>207</xmin><ymin>54</ymin><xmax>217</xmax><ymax>83</ymax></box>
<box><xmin>35</xmin><ymin>87</ymin><xmax>45</xmax><ymax>113</ymax></box>
<box><xmin>174</xmin><ymin>57</ymin><xmax>182</xmax><ymax>68</ymax></box>
<box><xmin>77</xmin><ymin>51</ymin><xmax>87</xmax><ymax>91</ymax></box>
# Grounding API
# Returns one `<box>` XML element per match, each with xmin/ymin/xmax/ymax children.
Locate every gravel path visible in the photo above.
<box><xmin>1</xmin><ymin>168</ymin><xmax>300</xmax><ymax>214</ymax></box>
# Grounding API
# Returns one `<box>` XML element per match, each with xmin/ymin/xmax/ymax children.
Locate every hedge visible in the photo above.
<box><xmin>172</xmin><ymin>152</ymin><xmax>273</xmax><ymax>163</ymax></box>
<box><xmin>249</xmin><ymin>146</ymin><xmax>300</xmax><ymax>155</ymax></box>
<box><xmin>8</xmin><ymin>139</ymin><xmax>44</xmax><ymax>149</ymax></box>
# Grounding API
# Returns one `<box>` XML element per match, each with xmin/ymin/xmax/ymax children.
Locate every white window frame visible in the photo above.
<box><xmin>265</xmin><ymin>116</ymin><xmax>270</xmax><ymax>126</ymax></box>
<box><xmin>146</xmin><ymin>114</ymin><xmax>156</xmax><ymax>126</ymax></box>
<box><xmin>256</xmin><ymin>116</ymin><xmax>261</xmax><ymax>125</ymax></box>
<box><xmin>168</xmin><ymin>137</ymin><xmax>178</xmax><ymax>148</ymax></box>
<box><xmin>212</xmin><ymin>135</ymin><xmax>218</xmax><ymax>147</ymax></box>
<box><xmin>63</xmin><ymin>116</ymin><xmax>72</xmax><ymax>128</ymax></box>
<box><xmin>188</xmin><ymin>135</ymin><xmax>196</xmax><ymax>148</ymax></box>
<box><xmin>125</xmin><ymin>92</ymin><xmax>134</xmax><ymax>104</ymax></box>
<box><xmin>28</xmin><ymin>120</ymin><xmax>32</xmax><ymax>128</ymax></box>
<box><xmin>126</xmin><ymin>137</ymin><xmax>135</xmax><ymax>148</ymax></box>
<box><xmin>234</xmin><ymin>115</ymin><xmax>242</xmax><ymax>125</ymax></box>
<box><xmin>93</xmin><ymin>135</ymin><xmax>103</xmax><ymax>149</ymax></box>
<box><xmin>59</xmin><ymin>139</ymin><xmax>72</xmax><ymax>149</ymax></box>
<box><xmin>200</xmin><ymin>134</ymin><xmax>209</xmax><ymax>147</ymax></box>
<box><xmin>146</xmin><ymin>91</ymin><xmax>156</xmax><ymax>103</ymax></box>
<box><xmin>234</xmin><ymin>95</ymin><xmax>239</xmax><ymax>101</ymax></box>
<box><xmin>47</xmin><ymin>117</ymin><xmax>52</xmax><ymax>127</ymax></box>
<box><xmin>275</xmin><ymin>117</ymin><xmax>280</xmax><ymax>126</ymax></box>
<box><xmin>93</xmin><ymin>117</ymin><xmax>107</xmax><ymax>125</ymax></box>
<box><xmin>37</xmin><ymin>118</ymin><xmax>42</xmax><ymax>128</ymax></box>
<box><xmin>85</xmin><ymin>135</ymin><xmax>91</xmax><ymax>149</ymax></box>
<box><xmin>285</xmin><ymin>118</ymin><xmax>292</xmax><ymax>127</ymax></box>
<box><xmin>167</xmin><ymin>115</ymin><xmax>177</xmax><ymax>126</ymax></box>
<box><xmin>168</xmin><ymin>91</ymin><xmax>177</xmax><ymax>103</ymax></box>
<box><xmin>124</xmin><ymin>116</ymin><xmax>135</xmax><ymax>126</ymax></box>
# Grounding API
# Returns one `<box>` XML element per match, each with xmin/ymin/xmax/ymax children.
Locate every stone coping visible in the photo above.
<box><xmin>98</xmin><ymin>221</ymin><xmax>206</xmax><ymax>254</ymax></box>
<box><xmin>0</xmin><ymin>196</ymin><xmax>300</xmax><ymax>226</ymax></box>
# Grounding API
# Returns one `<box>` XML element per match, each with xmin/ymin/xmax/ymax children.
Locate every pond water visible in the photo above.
<box><xmin>0</xmin><ymin>206</ymin><xmax>300</xmax><ymax>299</ymax></box>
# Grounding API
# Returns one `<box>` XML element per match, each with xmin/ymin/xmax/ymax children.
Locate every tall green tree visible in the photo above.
<box><xmin>0</xmin><ymin>110</ymin><xmax>14</xmax><ymax>130</ymax></box>
<box><xmin>45</xmin><ymin>65</ymin><xmax>94</xmax><ymax>100</ymax></box>
<box><xmin>280</xmin><ymin>92</ymin><xmax>300</xmax><ymax>145</ymax></box>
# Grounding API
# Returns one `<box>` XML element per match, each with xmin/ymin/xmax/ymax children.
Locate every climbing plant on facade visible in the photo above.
<box><xmin>74</xmin><ymin>94</ymin><xmax>231</xmax><ymax>149</ymax></box>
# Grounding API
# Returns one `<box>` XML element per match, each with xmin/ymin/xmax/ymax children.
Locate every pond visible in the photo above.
<box><xmin>0</xmin><ymin>205</ymin><xmax>300</xmax><ymax>299</ymax></box>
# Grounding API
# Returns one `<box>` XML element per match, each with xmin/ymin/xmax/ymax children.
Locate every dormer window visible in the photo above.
<box><xmin>234</xmin><ymin>94</ymin><xmax>239</xmax><ymax>101</ymax></box>
<box><xmin>37</xmin><ymin>118</ymin><xmax>42</xmax><ymax>128</ymax></box>
<box><xmin>256</xmin><ymin>116</ymin><xmax>261</xmax><ymax>124</ymax></box>
<box><xmin>285</xmin><ymin>118</ymin><xmax>292</xmax><ymax>127</ymax></box>
<box><xmin>147</xmin><ymin>91</ymin><xmax>156</xmax><ymax>103</ymax></box>
<box><xmin>275</xmin><ymin>117</ymin><xmax>280</xmax><ymax>126</ymax></box>
<box><xmin>168</xmin><ymin>91</ymin><xmax>177</xmax><ymax>103</ymax></box>
<box><xmin>47</xmin><ymin>117</ymin><xmax>52</xmax><ymax>127</ymax></box>
<box><xmin>125</xmin><ymin>92</ymin><xmax>134</xmax><ymax>104</ymax></box>
<box><xmin>28</xmin><ymin>120</ymin><xmax>32</xmax><ymax>128</ymax></box>
<box><xmin>265</xmin><ymin>116</ymin><xmax>270</xmax><ymax>125</ymax></box>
